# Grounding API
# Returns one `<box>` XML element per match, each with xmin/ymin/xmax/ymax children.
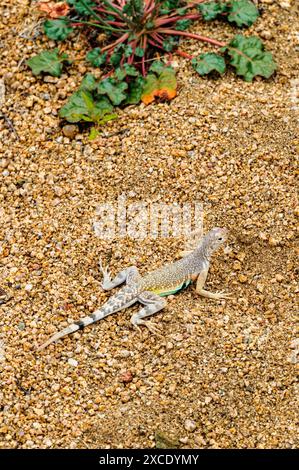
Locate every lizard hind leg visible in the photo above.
<box><xmin>99</xmin><ymin>258</ymin><xmax>140</xmax><ymax>291</ymax></box>
<box><xmin>131</xmin><ymin>292</ymin><xmax>167</xmax><ymax>336</ymax></box>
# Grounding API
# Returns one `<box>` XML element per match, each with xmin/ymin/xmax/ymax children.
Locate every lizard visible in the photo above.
<box><xmin>36</xmin><ymin>227</ymin><xmax>229</xmax><ymax>351</ymax></box>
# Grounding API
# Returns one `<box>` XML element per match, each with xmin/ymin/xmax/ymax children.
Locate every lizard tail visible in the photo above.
<box><xmin>36</xmin><ymin>290</ymin><xmax>137</xmax><ymax>352</ymax></box>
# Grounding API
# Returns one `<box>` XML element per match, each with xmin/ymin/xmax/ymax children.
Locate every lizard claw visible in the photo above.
<box><xmin>132</xmin><ymin>320</ymin><xmax>162</xmax><ymax>337</ymax></box>
<box><xmin>99</xmin><ymin>257</ymin><xmax>112</xmax><ymax>289</ymax></box>
<box><xmin>214</xmin><ymin>291</ymin><xmax>232</xmax><ymax>300</ymax></box>
<box><xmin>143</xmin><ymin>321</ymin><xmax>163</xmax><ymax>337</ymax></box>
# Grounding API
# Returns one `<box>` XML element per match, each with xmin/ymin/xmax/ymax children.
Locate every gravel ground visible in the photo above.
<box><xmin>0</xmin><ymin>0</ymin><xmax>298</xmax><ymax>449</ymax></box>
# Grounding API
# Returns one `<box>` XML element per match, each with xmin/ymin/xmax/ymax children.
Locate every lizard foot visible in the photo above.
<box><xmin>143</xmin><ymin>320</ymin><xmax>162</xmax><ymax>336</ymax></box>
<box><xmin>133</xmin><ymin>320</ymin><xmax>162</xmax><ymax>337</ymax></box>
<box><xmin>211</xmin><ymin>290</ymin><xmax>232</xmax><ymax>300</ymax></box>
<box><xmin>197</xmin><ymin>288</ymin><xmax>232</xmax><ymax>300</ymax></box>
<box><xmin>99</xmin><ymin>257</ymin><xmax>112</xmax><ymax>289</ymax></box>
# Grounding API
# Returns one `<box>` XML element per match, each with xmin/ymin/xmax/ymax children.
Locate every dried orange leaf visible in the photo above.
<box><xmin>141</xmin><ymin>67</ymin><xmax>177</xmax><ymax>105</ymax></box>
<box><xmin>36</xmin><ymin>1</ymin><xmax>70</xmax><ymax>19</ymax></box>
<box><xmin>155</xmin><ymin>68</ymin><xmax>177</xmax><ymax>101</ymax></box>
<box><xmin>141</xmin><ymin>74</ymin><xmax>159</xmax><ymax>105</ymax></box>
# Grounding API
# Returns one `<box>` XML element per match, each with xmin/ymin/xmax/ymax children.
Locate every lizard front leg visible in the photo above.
<box><xmin>195</xmin><ymin>266</ymin><xmax>230</xmax><ymax>300</ymax></box>
<box><xmin>131</xmin><ymin>292</ymin><xmax>167</xmax><ymax>335</ymax></box>
<box><xmin>99</xmin><ymin>258</ymin><xmax>140</xmax><ymax>290</ymax></box>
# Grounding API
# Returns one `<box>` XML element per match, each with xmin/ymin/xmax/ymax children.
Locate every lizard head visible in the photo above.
<box><xmin>204</xmin><ymin>227</ymin><xmax>227</xmax><ymax>255</ymax></box>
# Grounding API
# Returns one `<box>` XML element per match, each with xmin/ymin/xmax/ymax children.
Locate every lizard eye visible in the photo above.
<box><xmin>218</xmin><ymin>237</ymin><xmax>223</xmax><ymax>241</ymax></box>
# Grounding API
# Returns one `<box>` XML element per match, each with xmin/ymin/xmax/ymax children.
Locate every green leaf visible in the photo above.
<box><xmin>124</xmin><ymin>76</ymin><xmax>145</xmax><ymax>105</ymax></box>
<box><xmin>197</xmin><ymin>1</ymin><xmax>227</xmax><ymax>21</ymax></box>
<box><xmin>123</xmin><ymin>64</ymin><xmax>139</xmax><ymax>76</ymax></box>
<box><xmin>124</xmin><ymin>45</ymin><xmax>133</xmax><ymax>58</ymax></box>
<box><xmin>27</xmin><ymin>49</ymin><xmax>70</xmax><ymax>77</ymax></box>
<box><xmin>114</xmin><ymin>68</ymin><xmax>127</xmax><ymax>81</ymax></box>
<box><xmin>227</xmin><ymin>0</ymin><xmax>259</xmax><ymax>27</ymax></box>
<box><xmin>89</xmin><ymin>127</ymin><xmax>100</xmax><ymax>140</ymax></box>
<box><xmin>97</xmin><ymin>78</ymin><xmax>128</xmax><ymax>105</ymax></box>
<box><xmin>44</xmin><ymin>19</ymin><xmax>73</xmax><ymax>41</ymax></box>
<box><xmin>175</xmin><ymin>19</ymin><xmax>192</xmax><ymax>31</ymax></box>
<box><xmin>79</xmin><ymin>73</ymin><xmax>97</xmax><ymax>91</ymax></box>
<box><xmin>159</xmin><ymin>0</ymin><xmax>180</xmax><ymax>15</ymax></box>
<box><xmin>134</xmin><ymin>47</ymin><xmax>145</xmax><ymax>58</ymax></box>
<box><xmin>141</xmin><ymin>66</ymin><xmax>177</xmax><ymax>105</ymax></box>
<box><xmin>158</xmin><ymin>68</ymin><xmax>177</xmax><ymax>98</ymax></box>
<box><xmin>67</xmin><ymin>0</ymin><xmax>96</xmax><ymax>15</ymax></box>
<box><xmin>123</xmin><ymin>0</ymin><xmax>144</xmax><ymax>18</ymax></box>
<box><xmin>162</xmin><ymin>36</ymin><xmax>179</xmax><ymax>52</ymax></box>
<box><xmin>110</xmin><ymin>49</ymin><xmax>123</xmax><ymax>67</ymax></box>
<box><xmin>191</xmin><ymin>53</ymin><xmax>226</xmax><ymax>75</ymax></box>
<box><xmin>223</xmin><ymin>35</ymin><xmax>277</xmax><ymax>81</ymax></box>
<box><xmin>177</xmin><ymin>7</ymin><xmax>188</xmax><ymax>16</ymax></box>
<box><xmin>59</xmin><ymin>90</ymin><xmax>114</xmax><ymax>123</ymax></box>
<box><xmin>115</xmin><ymin>64</ymin><xmax>139</xmax><ymax>81</ymax></box>
<box><xmin>141</xmin><ymin>74</ymin><xmax>159</xmax><ymax>105</ymax></box>
<box><xmin>149</xmin><ymin>60</ymin><xmax>166</xmax><ymax>75</ymax></box>
<box><xmin>86</xmin><ymin>48</ymin><xmax>107</xmax><ymax>67</ymax></box>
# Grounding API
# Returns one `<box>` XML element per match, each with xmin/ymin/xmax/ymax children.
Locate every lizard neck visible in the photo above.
<box><xmin>193</xmin><ymin>235</ymin><xmax>214</xmax><ymax>262</ymax></box>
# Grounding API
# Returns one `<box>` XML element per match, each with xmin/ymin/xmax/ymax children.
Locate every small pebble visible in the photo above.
<box><xmin>120</xmin><ymin>371</ymin><xmax>133</xmax><ymax>383</ymax></box>
<box><xmin>67</xmin><ymin>358</ymin><xmax>78</xmax><ymax>367</ymax></box>
<box><xmin>184</xmin><ymin>419</ymin><xmax>197</xmax><ymax>432</ymax></box>
<box><xmin>62</xmin><ymin>124</ymin><xmax>79</xmax><ymax>139</ymax></box>
<box><xmin>179</xmin><ymin>437</ymin><xmax>189</xmax><ymax>444</ymax></box>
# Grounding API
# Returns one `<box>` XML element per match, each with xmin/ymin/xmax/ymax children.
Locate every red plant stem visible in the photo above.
<box><xmin>100</xmin><ymin>32</ymin><xmax>129</xmax><ymax>52</ymax></box>
<box><xmin>100</xmin><ymin>0</ymin><xmax>135</xmax><ymax>26</ymax></box>
<box><xmin>176</xmin><ymin>50</ymin><xmax>193</xmax><ymax>59</ymax></box>
<box><xmin>157</xmin><ymin>10</ymin><xmax>190</xmax><ymax>22</ymax></box>
<box><xmin>106</xmin><ymin>20</ymin><xmax>126</xmax><ymax>26</ymax></box>
<box><xmin>144</xmin><ymin>0</ymin><xmax>157</xmax><ymax>15</ymax></box>
<box><xmin>70</xmin><ymin>20</ymin><xmax>124</xmax><ymax>32</ymax></box>
<box><xmin>126</xmin><ymin>28</ymin><xmax>145</xmax><ymax>65</ymax></box>
<box><xmin>166</xmin><ymin>53</ymin><xmax>173</xmax><ymax>67</ymax></box>
<box><xmin>108</xmin><ymin>1</ymin><xmax>125</xmax><ymax>12</ymax></box>
<box><xmin>151</xmin><ymin>32</ymin><xmax>163</xmax><ymax>44</ymax></box>
<box><xmin>154</xmin><ymin>32</ymin><xmax>164</xmax><ymax>42</ymax></box>
<box><xmin>127</xmin><ymin>40</ymin><xmax>137</xmax><ymax>65</ymax></box>
<box><xmin>188</xmin><ymin>0</ymin><xmax>207</xmax><ymax>6</ymax></box>
<box><xmin>94</xmin><ymin>7</ymin><xmax>120</xmax><ymax>16</ymax></box>
<box><xmin>155</xmin><ymin>14</ymin><xmax>200</xmax><ymax>26</ymax></box>
<box><xmin>147</xmin><ymin>38</ymin><xmax>164</xmax><ymax>50</ymax></box>
<box><xmin>144</xmin><ymin>0</ymin><xmax>155</xmax><ymax>12</ymax></box>
<box><xmin>157</xmin><ymin>29</ymin><xmax>225</xmax><ymax>47</ymax></box>
<box><xmin>141</xmin><ymin>36</ymin><xmax>147</xmax><ymax>76</ymax></box>
<box><xmin>120</xmin><ymin>54</ymin><xmax>126</xmax><ymax>67</ymax></box>
<box><xmin>101</xmin><ymin>69</ymin><xmax>115</xmax><ymax>80</ymax></box>
<box><xmin>144</xmin><ymin>4</ymin><xmax>156</xmax><ymax>16</ymax></box>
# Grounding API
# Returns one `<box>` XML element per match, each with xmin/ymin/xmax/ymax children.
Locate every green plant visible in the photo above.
<box><xmin>27</xmin><ymin>0</ymin><xmax>277</xmax><ymax>134</ymax></box>
<box><xmin>27</xmin><ymin>48</ymin><xmax>71</xmax><ymax>77</ymax></box>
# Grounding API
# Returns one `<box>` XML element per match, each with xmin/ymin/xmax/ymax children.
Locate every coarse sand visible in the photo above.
<box><xmin>0</xmin><ymin>0</ymin><xmax>298</xmax><ymax>448</ymax></box>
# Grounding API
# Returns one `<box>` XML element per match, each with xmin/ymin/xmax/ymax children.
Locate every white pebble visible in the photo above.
<box><xmin>184</xmin><ymin>419</ymin><xmax>197</xmax><ymax>432</ymax></box>
<box><xmin>68</xmin><ymin>358</ymin><xmax>78</xmax><ymax>367</ymax></box>
<box><xmin>44</xmin><ymin>438</ymin><xmax>52</xmax><ymax>447</ymax></box>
